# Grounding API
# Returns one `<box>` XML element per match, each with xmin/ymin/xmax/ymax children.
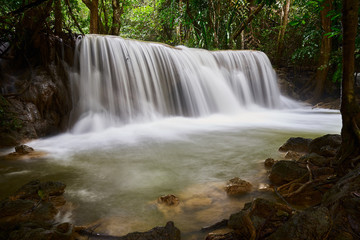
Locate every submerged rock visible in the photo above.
<box><xmin>0</xmin><ymin>180</ymin><xmax>71</xmax><ymax>240</ymax></box>
<box><xmin>264</xmin><ymin>158</ymin><xmax>275</xmax><ymax>168</ymax></box>
<box><xmin>269</xmin><ymin>160</ymin><xmax>307</xmax><ymax>185</ymax></box>
<box><xmin>157</xmin><ymin>194</ymin><xmax>180</xmax><ymax>206</ymax></box>
<box><xmin>279</xmin><ymin>137</ymin><xmax>312</xmax><ymax>153</ymax></box>
<box><xmin>224</xmin><ymin>177</ymin><xmax>252</xmax><ymax>195</ymax></box>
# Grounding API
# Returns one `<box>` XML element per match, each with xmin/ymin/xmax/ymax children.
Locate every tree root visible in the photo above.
<box><xmin>276</xmin><ymin>163</ymin><xmax>331</xmax><ymax>200</ymax></box>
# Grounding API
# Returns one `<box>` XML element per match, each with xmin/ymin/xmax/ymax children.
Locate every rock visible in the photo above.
<box><xmin>118</xmin><ymin>221</ymin><xmax>180</xmax><ymax>240</ymax></box>
<box><xmin>228</xmin><ymin>198</ymin><xmax>293</xmax><ymax>239</ymax></box>
<box><xmin>268</xmin><ymin>206</ymin><xmax>331</xmax><ymax>240</ymax></box>
<box><xmin>206</xmin><ymin>231</ymin><xmax>241</xmax><ymax>240</ymax></box>
<box><xmin>157</xmin><ymin>194</ymin><xmax>180</xmax><ymax>206</ymax></box>
<box><xmin>279</xmin><ymin>137</ymin><xmax>312</xmax><ymax>153</ymax></box>
<box><xmin>0</xmin><ymin>149</ymin><xmax>47</xmax><ymax>161</ymax></box>
<box><xmin>11</xmin><ymin>180</ymin><xmax>66</xmax><ymax>201</ymax></box>
<box><xmin>0</xmin><ymin>180</ymin><xmax>70</xmax><ymax>240</ymax></box>
<box><xmin>264</xmin><ymin>158</ymin><xmax>275</xmax><ymax>168</ymax></box>
<box><xmin>269</xmin><ymin>160</ymin><xmax>308</xmax><ymax>185</ymax></box>
<box><xmin>9</xmin><ymin>222</ymin><xmax>74</xmax><ymax>240</ymax></box>
<box><xmin>284</xmin><ymin>151</ymin><xmax>303</xmax><ymax>160</ymax></box>
<box><xmin>77</xmin><ymin>221</ymin><xmax>181</xmax><ymax>240</ymax></box>
<box><xmin>15</xmin><ymin>145</ymin><xmax>34</xmax><ymax>154</ymax></box>
<box><xmin>308</xmin><ymin>134</ymin><xmax>341</xmax><ymax>157</ymax></box>
<box><xmin>297</xmin><ymin>153</ymin><xmax>330</xmax><ymax>167</ymax></box>
<box><xmin>224</xmin><ymin>177</ymin><xmax>252</xmax><ymax>195</ymax></box>
<box><xmin>322</xmin><ymin>166</ymin><xmax>360</xmax><ymax>240</ymax></box>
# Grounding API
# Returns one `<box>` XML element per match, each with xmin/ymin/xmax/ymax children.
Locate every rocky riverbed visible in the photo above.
<box><xmin>1</xmin><ymin>134</ymin><xmax>359</xmax><ymax>240</ymax></box>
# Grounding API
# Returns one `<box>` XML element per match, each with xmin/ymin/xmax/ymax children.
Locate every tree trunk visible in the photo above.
<box><xmin>82</xmin><ymin>0</ymin><xmax>98</xmax><ymax>34</ymax></box>
<box><xmin>54</xmin><ymin>0</ymin><xmax>62</xmax><ymax>35</ymax></box>
<box><xmin>275</xmin><ymin>0</ymin><xmax>291</xmax><ymax>66</ymax></box>
<box><xmin>336</xmin><ymin>0</ymin><xmax>360</xmax><ymax>171</ymax></box>
<box><xmin>312</xmin><ymin>0</ymin><xmax>332</xmax><ymax>102</ymax></box>
<box><xmin>111</xmin><ymin>0</ymin><xmax>123</xmax><ymax>35</ymax></box>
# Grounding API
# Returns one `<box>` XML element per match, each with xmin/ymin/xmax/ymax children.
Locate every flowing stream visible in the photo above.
<box><xmin>0</xmin><ymin>35</ymin><xmax>341</xmax><ymax>239</ymax></box>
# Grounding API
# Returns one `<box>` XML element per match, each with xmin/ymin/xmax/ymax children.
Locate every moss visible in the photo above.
<box><xmin>0</xmin><ymin>95</ymin><xmax>23</xmax><ymax>132</ymax></box>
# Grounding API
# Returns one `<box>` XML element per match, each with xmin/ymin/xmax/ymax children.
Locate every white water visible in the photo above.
<box><xmin>69</xmin><ymin>35</ymin><xmax>299</xmax><ymax>132</ymax></box>
<box><xmin>0</xmin><ymin>35</ymin><xmax>342</xmax><ymax>239</ymax></box>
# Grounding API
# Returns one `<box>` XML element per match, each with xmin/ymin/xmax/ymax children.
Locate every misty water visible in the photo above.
<box><xmin>0</xmin><ymin>35</ymin><xmax>342</xmax><ymax>239</ymax></box>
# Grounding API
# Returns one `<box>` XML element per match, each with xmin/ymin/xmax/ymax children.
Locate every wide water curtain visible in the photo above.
<box><xmin>70</xmin><ymin>35</ymin><xmax>283</xmax><ymax>130</ymax></box>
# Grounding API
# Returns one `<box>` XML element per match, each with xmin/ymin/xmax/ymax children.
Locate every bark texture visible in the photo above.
<box><xmin>336</xmin><ymin>0</ymin><xmax>360</xmax><ymax>171</ymax></box>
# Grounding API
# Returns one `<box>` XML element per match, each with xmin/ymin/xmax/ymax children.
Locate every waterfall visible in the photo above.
<box><xmin>69</xmin><ymin>35</ymin><xmax>294</xmax><ymax>132</ymax></box>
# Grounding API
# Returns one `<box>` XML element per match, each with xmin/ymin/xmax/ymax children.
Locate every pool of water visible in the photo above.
<box><xmin>0</xmin><ymin>108</ymin><xmax>341</xmax><ymax>239</ymax></box>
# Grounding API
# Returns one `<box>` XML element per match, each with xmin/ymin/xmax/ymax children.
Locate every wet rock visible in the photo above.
<box><xmin>119</xmin><ymin>221</ymin><xmax>180</xmax><ymax>240</ymax></box>
<box><xmin>268</xmin><ymin>206</ymin><xmax>331</xmax><ymax>240</ymax></box>
<box><xmin>269</xmin><ymin>160</ymin><xmax>307</xmax><ymax>185</ymax></box>
<box><xmin>298</xmin><ymin>153</ymin><xmax>330</xmax><ymax>167</ymax></box>
<box><xmin>9</xmin><ymin>222</ymin><xmax>74</xmax><ymax>240</ymax></box>
<box><xmin>0</xmin><ymin>63</ymin><xmax>72</xmax><ymax>148</ymax></box>
<box><xmin>224</xmin><ymin>177</ymin><xmax>252</xmax><ymax>195</ymax></box>
<box><xmin>77</xmin><ymin>221</ymin><xmax>181</xmax><ymax>240</ymax></box>
<box><xmin>228</xmin><ymin>198</ymin><xmax>293</xmax><ymax>239</ymax></box>
<box><xmin>284</xmin><ymin>151</ymin><xmax>303</xmax><ymax>160</ymax></box>
<box><xmin>279</xmin><ymin>137</ymin><xmax>312</xmax><ymax>153</ymax></box>
<box><xmin>309</xmin><ymin>134</ymin><xmax>341</xmax><ymax>157</ymax></box>
<box><xmin>0</xmin><ymin>180</ymin><xmax>70</xmax><ymax>240</ymax></box>
<box><xmin>157</xmin><ymin>194</ymin><xmax>180</xmax><ymax>206</ymax></box>
<box><xmin>15</xmin><ymin>145</ymin><xmax>34</xmax><ymax>154</ymax></box>
<box><xmin>264</xmin><ymin>158</ymin><xmax>275</xmax><ymax>168</ymax></box>
<box><xmin>11</xmin><ymin>180</ymin><xmax>66</xmax><ymax>201</ymax></box>
<box><xmin>0</xmin><ymin>147</ymin><xmax>47</xmax><ymax>161</ymax></box>
<box><xmin>206</xmin><ymin>231</ymin><xmax>241</xmax><ymax>240</ymax></box>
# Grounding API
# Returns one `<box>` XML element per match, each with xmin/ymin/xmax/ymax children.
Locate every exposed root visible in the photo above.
<box><xmin>276</xmin><ymin>163</ymin><xmax>334</xmax><ymax>201</ymax></box>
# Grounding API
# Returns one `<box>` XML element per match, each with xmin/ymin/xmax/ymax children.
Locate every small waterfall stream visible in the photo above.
<box><xmin>69</xmin><ymin>35</ymin><xmax>296</xmax><ymax>133</ymax></box>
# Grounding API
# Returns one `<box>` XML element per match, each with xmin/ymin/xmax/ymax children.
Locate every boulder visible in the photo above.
<box><xmin>224</xmin><ymin>177</ymin><xmax>252</xmax><ymax>195</ymax></box>
<box><xmin>269</xmin><ymin>160</ymin><xmax>307</xmax><ymax>185</ymax></box>
<box><xmin>15</xmin><ymin>145</ymin><xmax>34</xmax><ymax>154</ymax></box>
<box><xmin>297</xmin><ymin>153</ymin><xmax>330</xmax><ymax>167</ymax></box>
<box><xmin>268</xmin><ymin>206</ymin><xmax>331</xmax><ymax>240</ymax></box>
<box><xmin>228</xmin><ymin>198</ymin><xmax>293</xmax><ymax>239</ymax></box>
<box><xmin>308</xmin><ymin>134</ymin><xmax>341</xmax><ymax>157</ymax></box>
<box><xmin>279</xmin><ymin>137</ymin><xmax>312</xmax><ymax>153</ymax></box>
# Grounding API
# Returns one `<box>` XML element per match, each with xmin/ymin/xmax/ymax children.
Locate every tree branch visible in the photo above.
<box><xmin>5</xmin><ymin>0</ymin><xmax>49</xmax><ymax>17</ymax></box>
<box><xmin>231</xmin><ymin>2</ymin><xmax>265</xmax><ymax>42</ymax></box>
<box><xmin>64</xmin><ymin>0</ymin><xmax>84</xmax><ymax>35</ymax></box>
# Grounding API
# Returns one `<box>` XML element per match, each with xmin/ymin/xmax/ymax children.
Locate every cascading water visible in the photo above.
<box><xmin>69</xmin><ymin>35</ymin><xmax>296</xmax><ymax>133</ymax></box>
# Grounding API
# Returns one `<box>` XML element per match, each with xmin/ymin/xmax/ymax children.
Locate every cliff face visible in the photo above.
<box><xmin>0</xmin><ymin>34</ymin><xmax>76</xmax><ymax>147</ymax></box>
